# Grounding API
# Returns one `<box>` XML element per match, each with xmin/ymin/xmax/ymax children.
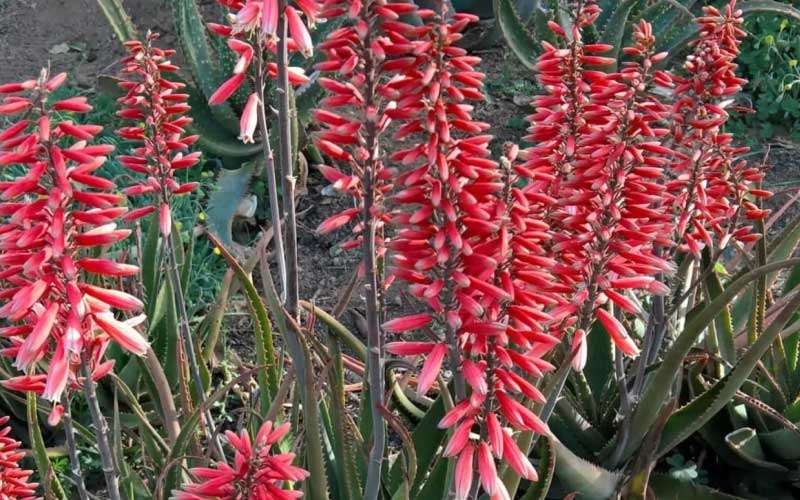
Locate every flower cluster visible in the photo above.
<box><xmin>385</xmin><ymin>9</ymin><xmax>495</xmax><ymax>394</ymax></box>
<box><xmin>0</xmin><ymin>71</ymin><xmax>147</xmax><ymax>419</ymax></box>
<box><xmin>116</xmin><ymin>32</ymin><xmax>201</xmax><ymax>236</ymax></box>
<box><xmin>380</xmin><ymin>11</ymin><xmax>561</xmax><ymax>498</ymax></box>
<box><xmin>175</xmin><ymin>420</ymin><xmax>308</xmax><ymax>499</ymax></box>
<box><xmin>667</xmin><ymin>0</ymin><xmax>766</xmax><ymax>256</ymax></box>
<box><xmin>313</xmin><ymin>0</ymin><xmax>418</xmax><ymax>259</ymax></box>
<box><xmin>208</xmin><ymin>0</ymin><xmax>318</xmax><ymax>142</ymax></box>
<box><xmin>514</xmin><ymin>2</ymin><xmax>682</xmax><ymax>359</ymax></box>
<box><xmin>0</xmin><ymin>416</ymin><xmax>38</xmax><ymax>499</ymax></box>
<box><xmin>312</xmin><ymin>0</ymin><xmax>763</xmax><ymax>497</ymax></box>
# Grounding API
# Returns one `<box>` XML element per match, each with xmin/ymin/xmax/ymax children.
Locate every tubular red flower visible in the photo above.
<box><xmin>209</xmin><ymin>0</ymin><xmax>322</xmax><ymax>135</ymax></box>
<box><xmin>116</xmin><ymin>32</ymin><xmax>200</xmax><ymax>233</ymax></box>
<box><xmin>0</xmin><ymin>70</ymin><xmax>144</xmax><ymax>404</ymax></box>
<box><xmin>380</xmin><ymin>10</ymin><xmax>565</xmax><ymax>496</ymax></box>
<box><xmin>666</xmin><ymin>0</ymin><xmax>761</xmax><ymax>256</ymax></box>
<box><xmin>175</xmin><ymin>420</ymin><xmax>309</xmax><ymax>499</ymax></box>
<box><xmin>0</xmin><ymin>416</ymin><xmax>38</xmax><ymax>499</ymax></box>
<box><xmin>240</xmin><ymin>92</ymin><xmax>260</xmax><ymax>144</ymax></box>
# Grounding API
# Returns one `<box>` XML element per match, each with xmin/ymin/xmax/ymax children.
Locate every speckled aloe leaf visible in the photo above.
<box><xmin>205</xmin><ymin>160</ymin><xmax>256</xmax><ymax>248</ymax></box>
<box><xmin>652</xmin><ymin>284</ymin><xmax>800</xmax><ymax>459</ymax></box>
<box><xmin>96</xmin><ymin>0</ymin><xmax>138</xmax><ymax>43</ymax></box>
<box><xmin>615</xmin><ymin>258</ymin><xmax>800</xmax><ymax>463</ymax></box>
<box><xmin>173</xmin><ymin>0</ymin><xmax>241</xmax><ymax>134</ymax></box>
<box><xmin>493</xmin><ymin>0</ymin><xmax>538</xmax><ymax>70</ymax></box>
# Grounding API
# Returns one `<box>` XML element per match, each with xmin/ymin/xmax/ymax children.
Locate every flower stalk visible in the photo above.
<box><xmin>115</xmin><ymin>33</ymin><xmax>224</xmax><ymax>458</ymax></box>
<box><xmin>254</xmin><ymin>46</ymin><xmax>289</xmax><ymax>301</ymax></box>
<box><xmin>82</xmin><ymin>359</ymin><xmax>121</xmax><ymax>500</ymax></box>
<box><xmin>61</xmin><ymin>393</ymin><xmax>89</xmax><ymax>500</ymax></box>
<box><xmin>276</xmin><ymin>0</ymin><xmax>300</xmax><ymax>316</ymax></box>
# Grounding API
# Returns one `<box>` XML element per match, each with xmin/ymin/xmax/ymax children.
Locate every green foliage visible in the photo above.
<box><xmin>735</xmin><ymin>13</ymin><xmax>800</xmax><ymax>139</ymax></box>
<box><xmin>494</xmin><ymin>0</ymin><xmax>800</xmax><ymax>78</ymax></box>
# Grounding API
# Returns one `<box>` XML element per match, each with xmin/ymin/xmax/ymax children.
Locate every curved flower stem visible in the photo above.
<box><xmin>255</xmin><ymin>38</ymin><xmax>288</xmax><ymax>302</ymax></box>
<box><xmin>276</xmin><ymin>0</ymin><xmax>300</xmax><ymax>318</ymax></box>
<box><xmin>81</xmin><ymin>361</ymin><xmax>121</xmax><ymax>500</ymax></box>
<box><xmin>361</xmin><ymin>13</ymin><xmax>385</xmax><ymax>498</ymax></box>
<box><xmin>61</xmin><ymin>394</ymin><xmax>89</xmax><ymax>500</ymax></box>
<box><xmin>165</xmin><ymin>235</ymin><xmax>226</xmax><ymax>460</ymax></box>
<box><xmin>143</xmin><ymin>347</ymin><xmax>181</xmax><ymax>445</ymax></box>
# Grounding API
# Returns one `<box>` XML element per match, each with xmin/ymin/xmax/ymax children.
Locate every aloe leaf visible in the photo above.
<box><xmin>520</xmin><ymin>437</ymin><xmax>556</xmax><ymax>500</ymax></box>
<box><xmin>643</xmin><ymin>0</ymin><xmax>697</xmax><ymax>41</ymax></box>
<box><xmin>724</xmin><ymin>427</ymin><xmax>788</xmax><ymax>472</ymax></box>
<box><xmin>187</xmin><ymin>93</ymin><xmax>262</xmax><ymax>158</ymax></box>
<box><xmin>377</xmin><ymin>406</ymin><xmax>418</xmax><ymax>497</ymax></box>
<box><xmin>413</xmin><ymin>456</ymin><xmax>449</xmax><ymax>500</ymax></box>
<box><xmin>388</xmin><ymin>393</ymin><xmax>446</xmax><ymax>495</ymax></box>
<box><xmin>326</xmin><ymin>335</ymin><xmax>362</xmax><ymax>499</ymax></box>
<box><xmin>599</xmin><ymin>0</ymin><xmax>644</xmax><ymax>69</ymax></box>
<box><xmin>493</xmin><ymin>0</ymin><xmax>538</xmax><ymax>70</ymax></box>
<box><xmin>702</xmin><ymin>257</ymin><xmax>736</xmax><ymax>367</ymax></box>
<box><xmin>109</xmin><ymin>373</ymin><xmax>170</xmax><ymax>454</ymax></box>
<box><xmin>648</xmin><ymin>474</ymin><xmax>747</xmax><ymax>499</ymax></box>
<box><xmin>738</xmin><ymin>0</ymin><xmax>800</xmax><ymax>19</ymax></box>
<box><xmin>95</xmin><ymin>0</ymin><xmax>138</xmax><ymax>43</ymax></box>
<box><xmin>149</xmin><ymin>279</ymin><xmax>180</xmax><ymax>387</ymax></box>
<box><xmin>206</xmin><ymin>233</ymin><xmax>279</xmax><ymax>410</ymax></box>
<box><xmin>653</xmin><ymin>281</ymin><xmax>800</xmax><ymax>458</ymax></box>
<box><xmin>552</xmin><ymin>438</ymin><xmax>621</xmax><ymax>500</ymax></box>
<box><xmin>173</xmin><ymin>0</ymin><xmax>240</xmax><ymax>133</ymax></box>
<box><xmin>252</xmin><ymin>236</ymin><xmax>330</xmax><ymax>500</ymax></box>
<box><xmin>552</xmin><ymin>399</ymin><xmax>606</xmax><ymax>453</ymax></box>
<box><xmin>27</xmin><ymin>393</ymin><xmax>67</xmax><ymax>499</ymax></box>
<box><xmin>585</xmin><ymin>321</ymin><xmax>614</xmax><ymax>396</ymax></box>
<box><xmin>206</xmin><ymin>161</ymin><xmax>256</xmax><ymax>248</ymax></box>
<box><xmin>619</xmin><ymin>258</ymin><xmax>800</xmax><ymax>462</ymax></box>
<box><xmin>142</xmin><ymin>212</ymin><xmax>162</xmax><ymax>311</ymax></box>
<box><xmin>178</xmin><ymin>222</ymin><xmax>194</xmax><ymax>292</ymax></box>
<box><xmin>659</xmin><ymin>23</ymin><xmax>701</xmax><ymax>65</ymax></box>
<box><xmin>300</xmin><ymin>301</ymin><xmax>367</xmax><ymax>361</ymax></box>
<box><xmin>760</xmin><ymin>426</ymin><xmax>800</xmax><ymax>460</ymax></box>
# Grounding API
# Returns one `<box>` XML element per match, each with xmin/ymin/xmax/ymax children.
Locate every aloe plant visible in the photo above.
<box><xmin>493</xmin><ymin>0</ymin><xmax>800</xmax><ymax>71</ymax></box>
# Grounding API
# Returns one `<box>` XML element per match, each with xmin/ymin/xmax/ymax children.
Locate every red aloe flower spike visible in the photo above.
<box><xmin>0</xmin><ymin>69</ymin><xmax>144</xmax><ymax>499</ymax></box>
<box><xmin>0</xmin><ymin>70</ymin><xmax>146</xmax><ymax>403</ymax></box>
<box><xmin>116</xmin><ymin>32</ymin><xmax>199</xmax><ymax>233</ymax></box>
<box><xmin>526</xmin><ymin>7</ymin><xmax>676</xmax><ymax>355</ymax></box>
<box><xmin>0</xmin><ymin>416</ymin><xmax>39</xmax><ymax>499</ymax></box>
<box><xmin>382</xmin><ymin>6</ymin><xmax>568</xmax><ymax>495</ymax></box>
<box><xmin>666</xmin><ymin>0</ymin><xmax>762</xmax><ymax>257</ymax></box>
<box><xmin>384</xmin><ymin>9</ymin><xmax>492</xmax><ymax>402</ymax></box>
<box><xmin>116</xmin><ymin>32</ymin><xmax>226</xmax><ymax>460</ymax></box>
<box><xmin>313</xmin><ymin>0</ymin><xmax>424</xmax><ymax>496</ymax></box>
<box><xmin>175</xmin><ymin>420</ymin><xmax>309</xmax><ymax>500</ymax></box>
